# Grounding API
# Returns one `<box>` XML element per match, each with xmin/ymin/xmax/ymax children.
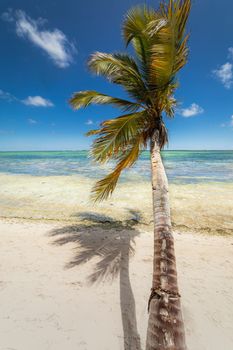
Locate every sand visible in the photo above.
<box><xmin>0</xmin><ymin>174</ymin><xmax>233</xmax><ymax>349</ymax></box>
<box><xmin>0</xmin><ymin>174</ymin><xmax>233</xmax><ymax>234</ymax></box>
<box><xmin>0</xmin><ymin>220</ymin><xmax>233</xmax><ymax>350</ymax></box>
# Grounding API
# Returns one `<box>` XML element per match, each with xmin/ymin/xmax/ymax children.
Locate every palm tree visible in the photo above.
<box><xmin>69</xmin><ymin>1</ymin><xmax>191</xmax><ymax>349</ymax></box>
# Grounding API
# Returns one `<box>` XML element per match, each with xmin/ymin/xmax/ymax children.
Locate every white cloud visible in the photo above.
<box><xmin>0</xmin><ymin>89</ymin><xmax>16</xmax><ymax>102</ymax></box>
<box><xmin>0</xmin><ymin>89</ymin><xmax>53</xmax><ymax>107</ymax></box>
<box><xmin>22</xmin><ymin>96</ymin><xmax>54</xmax><ymax>107</ymax></box>
<box><xmin>221</xmin><ymin>115</ymin><xmax>233</xmax><ymax>128</ymax></box>
<box><xmin>213</xmin><ymin>62</ymin><xmax>233</xmax><ymax>89</ymax></box>
<box><xmin>180</xmin><ymin>103</ymin><xmax>204</xmax><ymax>118</ymax></box>
<box><xmin>85</xmin><ymin>119</ymin><xmax>93</xmax><ymax>125</ymax></box>
<box><xmin>2</xmin><ymin>9</ymin><xmax>76</xmax><ymax>68</ymax></box>
<box><xmin>28</xmin><ymin>118</ymin><xmax>37</xmax><ymax>124</ymax></box>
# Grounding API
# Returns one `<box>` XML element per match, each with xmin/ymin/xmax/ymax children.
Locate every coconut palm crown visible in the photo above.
<box><xmin>70</xmin><ymin>0</ymin><xmax>191</xmax><ymax>201</ymax></box>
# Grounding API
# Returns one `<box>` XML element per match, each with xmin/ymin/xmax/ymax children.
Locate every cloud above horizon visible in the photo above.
<box><xmin>22</xmin><ymin>96</ymin><xmax>54</xmax><ymax>107</ymax></box>
<box><xmin>28</xmin><ymin>118</ymin><xmax>37</xmax><ymax>124</ymax></box>
<box><xmin>1</xmin><ymin>9</ymin><xmax>76</xmax><ymax>68</ymax></box>
<box><xmin>179</xmin><ymin>103</ymin><xmax>204</xmax><ymax>118</ymax></box>
<box><xmin>0</xmin><ymin>89</ymin><xmax>54</xmax><ymax>107</ymax></box>
<box><xmin>0</xmin><ymin>89</ymin><xmax>16</xmax><ymax>102</ymax></box>
<box><xmin>85</xmin><ymin>119</ymin><xmax>93</xmax><ymax>125</ymax></box>
<box><xmin>213</xmin><ymin>62</ymin><xmax>233</xmax><ymax>89</ymax></box>
<box><xmin>221</xmin><ymin>115</ymin><xmax>233</xmax><ymax>128</ymax></box>
<box><xmin>212</xmin><ymin>48</ymin><xmax>233</xmax><ymax>89</ymax></box>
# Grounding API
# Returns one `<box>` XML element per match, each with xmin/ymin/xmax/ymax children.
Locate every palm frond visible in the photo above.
<box><xmin>148</xmin><ymin>0</ymin><xmax>190</xmax><ymax>87</ymax></box>
<box><xmin>123</xmin><ymin>5</ymin><xmax>157</xmax><ymax>46</ymax></box>
<box><xmin>163</xmin><ymin>96</ymin><xmax>177</xmax><ymax>118</ymax></box>
<box><xmin>69</xmin><ymin>90</ymin><xmax>141</xmax><ymax>113</ymax></box>
<box><xmin>149</xmin><ymin>22</ymin><xmax>177</xmax><ymax>88</ymax></box>
<box><xmin>88</xmin><ymin>52</ymin><xmax>149</xmax><ymax>103</ymax></box>
<box><xmin>122</xmin><ymin>6</ymin><xmax>162</xmax><ymax>81</ymax></box>
<box><xmin>85</xmin><ymin>129</ymin><xmax>100</xmax><ymax>136</ymax></box>
<box><xmin>157</xmin><ymin>83</ymin><xmax>178</xmax><ymax>117</ymax></box>
<box><xmin>91</xmin><ymin>135</ymin><xmax>145</xmax><ymax>201</ymax></box>
<box><xmin>89</xmin><ymin>110</ymin><xmax>148</xmax><ymax>163</ymax></box>
<box><xmin>160</xmin><ymin>0</ymin><xmax>191</xmax><ymax>42</ymax></box>
<box><xmin>123</xmin><ymin>5</ymin><xmax>160</xmax><ymax>62</ymax></box>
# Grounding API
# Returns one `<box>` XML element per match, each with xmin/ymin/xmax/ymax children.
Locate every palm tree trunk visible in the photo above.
<box><xmin>146</xmin><ymin>130</ymin><xmax>187</xmax><ymax>350</ymax></box>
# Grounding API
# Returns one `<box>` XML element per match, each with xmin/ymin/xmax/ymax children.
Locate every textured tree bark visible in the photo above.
<box><xmin>146</xmin><ymin>130</ymin><xmax>187</xmax><ymax>350</ymax></box>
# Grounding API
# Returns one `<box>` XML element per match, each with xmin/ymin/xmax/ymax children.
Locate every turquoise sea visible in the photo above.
<box><xmin>0</xmin><ymin>150</ymin><xmax>232</xmax><ymax>184</ymax></box>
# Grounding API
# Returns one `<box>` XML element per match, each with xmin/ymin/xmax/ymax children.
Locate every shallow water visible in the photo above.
<box><xmin>0</xmin><ymin>150</ymin><xmax>232</xmax><ymax>184</ymax></box>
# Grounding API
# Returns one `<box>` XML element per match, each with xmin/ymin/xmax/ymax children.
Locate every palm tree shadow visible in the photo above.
<box><xmin>50</xmin><ymin>210</ymin><xmax>142</xmax><ymax>350</ymax></box>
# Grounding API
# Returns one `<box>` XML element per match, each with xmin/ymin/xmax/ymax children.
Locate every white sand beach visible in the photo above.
<box><xmin>0</xmin><ymin>220</ymin><xmax>233</xmax><ymax>350</ymax></box>
<box><xmin>0</xmin><ymin>174</ymin><xmax>233</xmax><ymax>349</ymax></box>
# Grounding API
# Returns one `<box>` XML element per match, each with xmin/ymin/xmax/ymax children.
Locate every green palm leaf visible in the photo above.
<box><xmin>88</xmin><ymin>52</ymin><xmax>149</xmax><ymax>103</ymax></box>
<box><xmin>91</xmin><ymin>135</ymin><xmax>144</xmax><ymax>201</ymax></box>
<box><xmin>123</xmin><ymin>6</ymin><xmax>163</xmax><ymax>82</ymax></box>
<box><xmin>123</xmin><ymin>1</ymin><xmax>190</xmax><ymax>90</ymax></box>
<box><xmin>123</xmin><ymin>5</ymin><xmax>159</xmax><ymax>60</ymax></box>
<box><xmin>149</xmin><ymin>0</ymin><xmax>190</xmax><ymax>87</ymax></box>
<box><xmin>89</xmin><ymin>110</ymin><xmax>148</xmax><ymax>163</ymax></box>
<box><xmin>69</xmin><ymin>90</ymin><xmax>141</xmax><ymax>113</ymax></box>
<box><xmin>123</xmin><ymin>5</ymin><xmax>157</xmax><ymax>46</ymax></box>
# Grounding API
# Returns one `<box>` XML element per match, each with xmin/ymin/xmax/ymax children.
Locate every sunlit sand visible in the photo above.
<box><xmin>1</xmin><ymin>174</ymin><xmax>232</xmax><ymax>235</ymax></box>
<box><xmin>0</xmin><ymin>174</ymin><xmax>233</xmax><ymax>349</ymax></box>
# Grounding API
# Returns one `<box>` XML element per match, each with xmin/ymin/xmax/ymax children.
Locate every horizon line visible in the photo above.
<box><xmin>0</xmin><ymin>149</ymin><xmax>232</xmax><ymax>152</ymax></box>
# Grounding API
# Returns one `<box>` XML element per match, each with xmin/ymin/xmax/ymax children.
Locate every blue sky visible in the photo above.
<box><xmin>0</xmin><ymin>0</ymin><xmax>233</xmax><ymax>151</ymax></box>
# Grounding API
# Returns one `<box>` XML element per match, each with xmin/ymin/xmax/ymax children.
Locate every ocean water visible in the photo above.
<box><xmin>0</xmin><ymin>150</ymin><xmax>232</xmax><ymax>184</ymax></box>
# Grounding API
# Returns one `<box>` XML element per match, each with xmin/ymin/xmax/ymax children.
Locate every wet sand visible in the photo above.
<box><xmin>0</xmin><ymin>174</ymin><xmax>233</xmax><ymax>234</ymax></box>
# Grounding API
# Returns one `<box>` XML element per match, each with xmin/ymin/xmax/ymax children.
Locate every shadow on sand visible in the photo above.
<box><xmin>50</xmin><ymin>210</ymin><xmax>142</xmax><ymax>350</ymax></box>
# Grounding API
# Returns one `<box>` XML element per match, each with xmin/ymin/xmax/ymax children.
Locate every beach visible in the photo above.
<box><xmin>1</xmin><ymin>173</ymin><xmax>233</xmax><ymax>235</ymax></box>
<box><xmin>1</xmin><ymin>0</ymin><xmax>233</xmax><ymax>347</ymax></box>
<box><xmin>1</xmin><ymin>219</ymin><xmax>233</xmax><ymax>350</ymax></box>
<box><xmin>0</xmin><ymin>151</ymin><xmax>233</xmax><ymax>349</ymax></box>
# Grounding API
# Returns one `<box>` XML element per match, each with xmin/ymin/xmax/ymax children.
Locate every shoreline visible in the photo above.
<box><xmin>1</xmin><ymin>173</ymin><xmax>233</xmax><ymax>235</ymax></box>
